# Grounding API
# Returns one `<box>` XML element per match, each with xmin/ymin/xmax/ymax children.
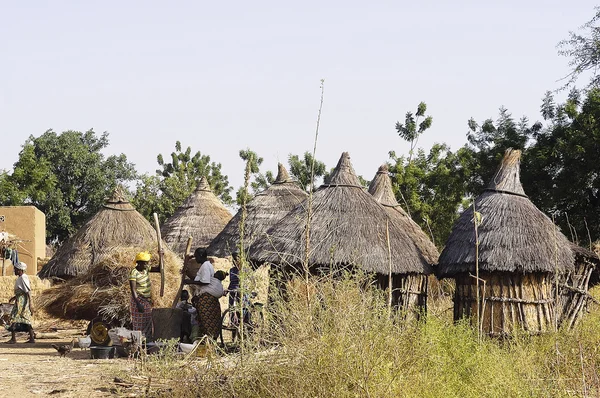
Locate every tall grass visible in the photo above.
<box><xmin>135</xmin><ymin>273</ymin><xmax>600</xmax><ymax>398</ymax></box>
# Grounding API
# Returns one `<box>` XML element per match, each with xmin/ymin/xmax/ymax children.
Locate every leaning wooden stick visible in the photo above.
<box><xmin>172</xmin><ymin>236</ymin><xmax>193</xmax><ymax>308</ymax></box>
<box><xmin>153</xmin><ymin>213</ymin><xmax>165</xmax><ymax>297</ymax></box>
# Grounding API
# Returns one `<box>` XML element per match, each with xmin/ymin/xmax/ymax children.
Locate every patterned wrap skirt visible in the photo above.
<box><xmin>7</xmin><ymin>293</ymin><xmax>32</xmax><ymax>332</ymax></box>
<box><xmin>194</xmin><ymin>293</ymin><xmax>222</xmax><ymax>341</ymax></box>
<box><xmin>130</xmin><ymin>296</ymin><xmax>153</xmax><ymax>337</ymax></box>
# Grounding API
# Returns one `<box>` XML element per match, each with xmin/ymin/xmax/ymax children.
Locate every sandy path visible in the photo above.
<box><xmin>0</xmin><ymin>335</ymin><xmax>133</xmax><ymax>397</ymax></box>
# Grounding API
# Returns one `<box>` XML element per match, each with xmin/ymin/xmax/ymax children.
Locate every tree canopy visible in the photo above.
<box><xmin>133</xmin><ymin>141</ymin><xmax>233</xmax><ymax>223</ymax></box>
<box><xmin>0</xmin><ymin>129</ymin><xmax>136</xmax><ymax>242</ymax></box>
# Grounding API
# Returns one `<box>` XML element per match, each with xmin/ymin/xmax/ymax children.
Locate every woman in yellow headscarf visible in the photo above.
<box><xmin>129</xmin><ymin>252</ymin><xmax>161</xmax><ymax>337</ymax></box>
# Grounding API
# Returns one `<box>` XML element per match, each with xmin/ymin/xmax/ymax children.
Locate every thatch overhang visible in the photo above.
<box><xmin>38</xmin><ymin>187</ymin><xmax>158</xmax><ymax>279</ymax></box>
<box><xmin>368</xmin><ymin>164</ymin><xmax>439</xmax><ymax>265</ymax></box>
<box><xmin>207</xmin><ymin>163</ymin><xmax>308</xmax><ymax>258</ymax></box>
<box><xmin>161</xmin><ymin>177</ymin><xmax>232</xmax><ymax>256</ymax></box>
<box><xmin>249</xmin><ymin>152</ymin><xmax>432</xmax><ymax>275</ymax></box>
<box><xmin>436</xmin><ymin>149</ymin><xmax>574</xmax><ymax>278</ymax></box>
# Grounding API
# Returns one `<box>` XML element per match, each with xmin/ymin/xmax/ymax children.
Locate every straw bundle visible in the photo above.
<box><xmin>208</xmin><ymin>163</ymin><xmax>308</xmax><ymax>258</ymax></box>
<box><xmin>36</xmin><ymin>245</ymin><xmax>182</xmax><ymax>325</ymax></box>
<box><xmin>161</xmin><ymin>177</ymin><xmax>232</xmax><ymax>256</ymax></box>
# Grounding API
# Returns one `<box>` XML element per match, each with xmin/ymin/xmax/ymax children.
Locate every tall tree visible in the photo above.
<box><xmin>525</xmin><ymin>88</ymin><xmax>600</xmax><ymax>244</ymax></box>
<box><xmin>288</xmin><ymin>152</ymin><xmax>327</xmax><ymax>192</ymax></box>
<box><xmin>235</xmin><ymin>149</ymin><xmax>274</xmax><ymax>206</ymax></box>
<box><xmin>465</xmin><ymin>107</ymin><xmax>540</xmax><ymax>195</ymax></box>
<box><xmin>1</xmin><ymin>130</ymin><xmax>137</xmax><ymax>242</ymax></box>
<box><xmin>395</xmin><ymin>102</ymin><xmax>433</xmax><ymax>163</ymax></box>
<box><xmin>389</xmin><ymin>144</ymin><xmax>473</xmax><ymax>246</ymax></box>
<box><xmin>558</xmin><ymin>7</ymin><xmax>600</xmax><ymax>90</ymax></box>
<box><xmin>133</xmin><ymin>141</ymin><xmax>233</xmax><ymax>223</ymax></box>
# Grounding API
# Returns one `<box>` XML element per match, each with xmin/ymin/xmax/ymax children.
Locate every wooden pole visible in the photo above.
<box><xmin>172</xmin><ymin>237</ymin><xmax>193</xmax><ymax>308</ymax></box>
<box><xmin>473</xmin><ymin>201</ymin><xmax>480</xmax><ymax>342</ymax></box>
<box><xmin>153</xmin><ymin>213</ymin><xmax>165</xmax><ymax>297</ymax></box>
<box><xmin>386</xmin><ymin>220</ymin><xmax>392</xmax><ymax>315</ymax></box>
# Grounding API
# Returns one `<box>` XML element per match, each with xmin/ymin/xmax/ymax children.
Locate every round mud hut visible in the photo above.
<box><xmin>161</xmin><ymin>176</ymin><xmax>232</xmax><ymax>257</ymax></box>
<box><xmin>207</xmin><ymin>163</ymin><xmax>308</xmax><ymax>259</ymax></box>
<box><xmin>250</xmin><ymin>152</ymin><xmax>432</xmax><ymax>316</ymax></box>
<box><xmin>436</xmin><ymin>149</ymin><xmax>574</xmax><ymax>336</ymax></box>
<box><xmin>39</xmin><ymin>187</ymin><xmax>159</xmax><ymax>279</ymax></box>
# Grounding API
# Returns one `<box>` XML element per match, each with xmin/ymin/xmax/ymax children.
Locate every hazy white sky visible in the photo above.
<box><xmin>1</xmin><ymin>1</ymin><xmax>596</xmax><ymax>189</ymax></box>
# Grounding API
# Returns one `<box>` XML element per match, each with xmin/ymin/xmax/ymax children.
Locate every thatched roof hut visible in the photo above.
<box><xmin>437</xmin><ymin>149</ymin><xmax>573</xmax><ymax>277</ymax></box>
<box><xmin>207</xmin><ymin>163</ymin><xmax>308</xmax><ymax>258</ymax></box>
<box><xmin>250</xmin><ymin>153</ymin><xmax>432</xmax><ymax>315</ymax></box>
<box><xmin>38</xmin><ymin>187</ymin><xmax>158</xmax><ymax>279</ymax></box>
<box><xmin>161</xmin><ymin>177</ymin><xmax>232</xmax><ymax>256</ymax></box>
<box><xmin>368</xmin><ymin>164</ymin><xmax>439</xmax><ymax>265</ymax></box>
<box><xmin>437</xmin><ymin>149</ymin><xmax>574</xmax><ymax>335</ymax></box>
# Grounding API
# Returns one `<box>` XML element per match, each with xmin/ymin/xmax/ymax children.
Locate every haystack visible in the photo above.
<box><xmin>162</xmin><ymin>177</ymin><xmax>232</xmax><ymax>256</ymax></box>
<box><xmin>250</xmin><ymin>152</ymin><xmax>432</xmax><ymax>315</ymax></box>
<box><xmin>207</xmin><ymin>163</ymin><xmax>308</xmax><ymax>259</ymax></box>
<box><xmin>38</xmin><ymin>187</ymin><xmax>158</xmax><ymax>279</ymax></box>
<box><xmin>437</xmin><ymin>149</ymin><xmax>574</xmax><ymax>336</ymax></box>
<box><xmin>368</xmin><ymin>164</ymin><xmax>439</xmax><ymax>265</ymax></box>
<box><xmin>36</xmin><ymin>245</ymin><xmax>182</xmax><ymax>325</ymax></box>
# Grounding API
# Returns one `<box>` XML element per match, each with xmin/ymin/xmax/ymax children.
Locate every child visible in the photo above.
<box><xmin>176</xmin><ymin>290</ymin><xmax>197</xmax><ymax>343</ymax></box>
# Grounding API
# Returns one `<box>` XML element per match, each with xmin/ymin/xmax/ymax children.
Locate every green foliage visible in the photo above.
<box><xmin>525</xmin><ymin>88</ymin><xmax>600</xmax><ymax>243</ymax></box>
<box><xmin>0</xmin><ymin>129</ymin><xmax>136</xmax><ymax>242</ymax></box>
<box><xmin>558</xmin><ymin>6</ymin><xmax>600</xmax><ymax>90</ymax></box>
<box><xmin>133</xmin><ymin>141</ymin><xmax>233</xmax><ymax>223</ymax></box>
<box><xmin>288</xmin><ymin>152</ymin><xmax>327</xmax><ymax>192</ymax></box>
<box><xmin>235</xmin><ymin>149</ymin><xmax>275</xmax><ymax>206</ymax></box>
<box><xmin>389</xmin><ymin>144</ymin><xmax>473</xmax><ymax>246</ymax></box>
<box><xmin>396</xmin><ymin>101</ymin><xmax>433</xmax><ymax>161</ymax></box>
<box><xmin>465</xmin><ymin>107</ymin><xmax>540</xmax><ymax>196</ymax></box>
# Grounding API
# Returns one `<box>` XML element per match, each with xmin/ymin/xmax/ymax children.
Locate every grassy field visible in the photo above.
<box><xmin>135</xmin><ymin>274</ymin><xmax>600</xmax><ymax>398</ymax></box>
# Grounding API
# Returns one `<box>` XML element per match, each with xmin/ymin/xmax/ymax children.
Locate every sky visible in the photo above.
<box><xmin>1</xmin><ymin>1</ymin><xmax>597</xmax><ymax>190</ymax></box>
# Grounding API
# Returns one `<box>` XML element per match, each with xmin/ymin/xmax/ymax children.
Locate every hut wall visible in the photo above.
<box><xmin>454</xmin><ymin>271</ymin><xmax>554</xmax><ymax>336</ymax></box>
<box><xmin>376</xmin><ymin>273</ymin><xmax>428</xmax><ymax>320</ymax></box>
<box><xmin>556</xmin><ymin>258</ymin><xmax>596</xmax><ymax>330</ymax></box>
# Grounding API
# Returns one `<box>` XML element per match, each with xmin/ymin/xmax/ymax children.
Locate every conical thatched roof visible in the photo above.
<box><xmin>161</xmin><ymin>177</ymin><xmax>232</xmax><ymax>256</ymax></box>
<box><xmin>39</xmin><ymin>187</ymin><xmax>158</xmax><ymax>279</ymax></box>
<box><xmin>207</xmin><ymin>163</ymin><xmax>308</xmax><ymax>258</ymax></box>
<box><xmin>437</xmin><ymin>149</ymin><xmax>574</xmax><ymax>278</ymax></box>
<box><xmin>368</xmin><ymin>164</ymin><xmax>439</xmax><ymax>265</ymax></box>
<box><xmin>249</xmin><ymin>152</ymin><xmax>431</xmax><ymax>275</ymax></box>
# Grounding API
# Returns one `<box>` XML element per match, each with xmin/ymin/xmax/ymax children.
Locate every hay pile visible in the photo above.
<box><xmin>0</xmin><ymin>275</ymin><xmax>51</xmax><ymax>303</ymax></box>
<box><xmin>36</xmin><ymin>245</ymin><xmax>182</xmax><ymax>325</ymax></box>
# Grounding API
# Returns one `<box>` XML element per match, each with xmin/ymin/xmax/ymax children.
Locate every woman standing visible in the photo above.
<box><xmin>5</xmin><ymin>262</ymin><xmax>35</xmax><ymax>344</ymax></box>
<box><xmin>129</xmin><ymin>251</ymin><xmax>161</xmax><ymax>337</ymax></box>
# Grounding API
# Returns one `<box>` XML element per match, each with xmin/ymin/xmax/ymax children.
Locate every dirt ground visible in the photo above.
<box><xmin>0</xmin><ymin>322</ymin><xmax>134</xmax><ymax>397</ymax></box>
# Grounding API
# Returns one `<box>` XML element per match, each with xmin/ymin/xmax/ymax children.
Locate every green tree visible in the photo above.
<box><xmin>133</xmin><ymin>141</ymin><xmax>233</xmax><ymax>222</ymax></box>
<box><xmin>465</xmin><ymin>108</ymin><xmax>540</xmax><ymax>195</ymax></box>
<box><xmin>389</xmin><ymin>144</ymin><xmax>473</xmax><ymax>246</ymax></box>
<box><xmin>1</xmin><ymin>130</ymin><xmax>136</xmax><ymax>242</ymax></box>
<box><xmin>525</xmin><ymin>88</ymin><xmax>600</xmax><ymax>243</ymax></box>
<box><xmin>395</xmin><ymin>102</ymin><xmax>433</xmax><ymax>162</ymax></box>
<box><xmin>558</xmin><ymin>7</ymin><xmax>600</xmax><ymax>90</ymax></box>
<box><xmin>235</xmin><ymin>149</ymin><xmax>274</xmax><ymax>205</ymax></box>
<box><xmin>288</xmin><ymin>152</ymin><xmax>327</xmax><ymax>192</ymax></box>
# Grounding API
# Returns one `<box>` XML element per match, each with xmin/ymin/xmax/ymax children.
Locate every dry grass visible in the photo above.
<box><xmin>126</xmin><ymin>273</ymin><xmax>600</xmax><ymax>398</ymax></box>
